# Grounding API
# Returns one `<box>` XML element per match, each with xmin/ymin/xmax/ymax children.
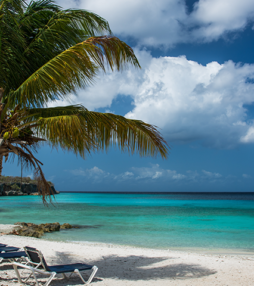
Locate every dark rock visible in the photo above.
<box><xmin>60</xmin><ymin>223</ymin><xmax>72</xmax><ymax>229</ymax></box>
<box><xmin>5</xmin><ymin>190</ymin><xmax>23</xmax><ymax>196</ymax></box>
<box><xmin>73</xmin><ymin>225</ymin><xmax>101</xmax><ymax>229</ymax></box>
<box><xmin>0</xmin><ymin>176</ymin><xmax>59</xmax><ymax>197</ymax></box>
<box><xmin>39</xmin><ymin>223</ymin><xmax>60</xmax><ymax>232</ymax></box>
<box><xmin>12</xmin><ymin>222</ymin><xmax>61</xmax><ymax>238</ymax></box>
<box><xmin>17</xmin><ymin>227</ymin><xmax>44</xmax><ymax>238</ymax></box>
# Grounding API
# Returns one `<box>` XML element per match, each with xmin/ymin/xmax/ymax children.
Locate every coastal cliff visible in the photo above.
<box><xmin>0</xmin><ymin>176</ymin><xmax>59</xmax><ymax>196</ymax></box>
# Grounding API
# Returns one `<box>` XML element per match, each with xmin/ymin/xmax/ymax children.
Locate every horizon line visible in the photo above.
<box><xmin>59</xmin><ymin>191</ymin><xmax>254</xmax><ymax>194</ymax></box>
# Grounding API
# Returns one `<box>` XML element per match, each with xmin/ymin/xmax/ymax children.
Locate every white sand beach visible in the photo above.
<box><xmin>1</xmin><ymin>228</ymin><xmax>254</xmax><ymax>286</ymax></box>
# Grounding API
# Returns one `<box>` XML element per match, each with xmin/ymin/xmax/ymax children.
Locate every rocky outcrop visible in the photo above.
<box><xmin>0</xmin><ymin>176</ymin><xmax>59</xmax><ymax>196</ymax></box>
<box><xmin>9</xmin><ymin>222</ymin><xmax>75</xmax><ymax>238</ymax></box>
<box><xmin>60</xmin><ymin>223</ymin><xmax>72</xmax><ymax>229</ymax></box>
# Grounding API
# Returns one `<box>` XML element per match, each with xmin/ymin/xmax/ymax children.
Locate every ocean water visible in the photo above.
<box><xmin>1</xmin><ymin>192</ymin><xmax>254</xmax><ymax>253</ymax></box>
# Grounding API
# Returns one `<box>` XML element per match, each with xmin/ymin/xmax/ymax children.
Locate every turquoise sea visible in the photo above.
<box><xmin>1</xmin><ymin>192</ymin><xmax>254</xmax><ymax>253</ymax></box>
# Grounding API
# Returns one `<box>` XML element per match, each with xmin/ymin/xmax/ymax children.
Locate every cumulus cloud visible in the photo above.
<box><xmin>190</xmin><ymin>0</ymin><xmax>254</xmax><ymax>42</ymax></box>
<box><xmin>68</xmin><ymin>164</ymin><xmax>187</xmax><ymax>182</ymax></box>
<box><xmin>70</xmin><ymin>166</ymin><xmax>110</xmax><ymax>181</ymax></box>
<box><xmin>50</xmin><ymin>50</ymin><xmax>254</xmax><ymax>148</ymax></box>
<box><xmin>202</xmin><ymin>170</ymin><xmax>222</xmax><ymax>178</ymax></box>
<box><xmin>56</xmin><ymin>0</ymin><xmax>254</xmax><ymax>47</ymax></box>
<box><xmin>131</xmin><ymin>165</ymin><xmax>186</xmax><ymax>181</ymax></box>
<box><xmin>125</xmin><ymin>54</ymin><xmax>254</xmax><ymax>148</ymax></box>
<box><xmin>114</xmin><ymin>171</ymin><xmax>134</xmax><ymax>181</ymax></box>
<box><xmin>67</xmin><ymin>164</ymin><xmax>236</xmax><ymax>184</ymax></box>
<box><xmin>240</xmin><ymin>126</ymin><xmax>254</xmax><ymax>143</ymax></box>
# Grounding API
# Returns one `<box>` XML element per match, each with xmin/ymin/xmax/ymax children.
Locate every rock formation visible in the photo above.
<box><xmin>8</xmin><ymin>222</ymin><xmax>76</xmax><ymax>238</ymax></box>
<box><xmin>0</xmin><ymin>176</ymin><xmax>59</xmax><ymax>196</ymax></box>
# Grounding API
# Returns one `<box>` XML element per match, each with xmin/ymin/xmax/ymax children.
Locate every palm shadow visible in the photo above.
<box><xmin>0</xmin><ymin>250</ymin><xmax>216</xmax><ymax>285</ymax></box>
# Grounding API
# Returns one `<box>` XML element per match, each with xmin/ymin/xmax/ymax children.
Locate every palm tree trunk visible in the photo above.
<box><xmin>0</xmin><ymin>155</ymin><xmax>3</xmax><ymax>177</ymax></box>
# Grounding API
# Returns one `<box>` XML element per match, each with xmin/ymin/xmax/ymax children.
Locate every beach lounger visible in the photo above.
<box><xmin>0</xmin><ymin>246</ymin><xmax>20</xmax><ymax>253</ymax></box>
<box><xmin>0</xmin><ymin>243</ymin><xmax>7</xmax><ymax>247</ymax></box>
<box><xmin>0</xmin><ymin>251</ymin><xmax>27</xmax><ymax>264</ymax></box>
<box><xmin>12</xmin><ymin>246</ymin><xmax>98</xmax><ymax>286</ymax></box>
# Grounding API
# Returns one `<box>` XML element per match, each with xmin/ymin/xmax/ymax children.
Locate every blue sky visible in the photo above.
<box><xmin>4</xmin><ymin>0</ymin><xmax>254</xmax><ymax>192</ymax></box>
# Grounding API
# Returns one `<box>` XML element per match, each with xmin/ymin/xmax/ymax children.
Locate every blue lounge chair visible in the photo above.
<box><xmin>12</xmin><ymin>246</ymin><xmax>98</xmax><ymax>286</ymax></box>
<box><xmin>0</xmin><ymin>251</ymin><xmax>27</xmax><ymax>264</ymax></box>
<box><xmin>0</xmin><ymin>243</ymin><xmax>7</xmax><ymax>247</ymax></box>
<box><xmin>0</xmin><ymin>246</ymin><xmax>20</xmax><ymax>253</ymax></box>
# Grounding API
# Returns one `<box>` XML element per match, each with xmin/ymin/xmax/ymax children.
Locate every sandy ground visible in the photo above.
<box><xmin>1</xmin><ymin>226</ymin><xmax>254</xmax><ymax>285</ymax></box>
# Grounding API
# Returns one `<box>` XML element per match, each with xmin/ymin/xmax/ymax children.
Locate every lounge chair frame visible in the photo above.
<box><xmin>12</xmin><ymin>247</ymin><xmax>98</xmax><ymax>286</ymax></box>
<box><xmin>0</xmin><ymin>251</ymin><xmax>27</xmax><ymax>264</ymax></box>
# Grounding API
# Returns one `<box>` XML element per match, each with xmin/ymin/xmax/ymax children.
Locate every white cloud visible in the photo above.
<box><xmin>68</xmin><ymin>164</ymin><xmax>186</xmax><ymax>182</ymax></box>
<box><xmin>125</xmin><ymin>54</ymin><xmax>254</xmax><ymax>148</ymax></box>
<box><xmin>70</xmin><ymin>166</ymin><xmax>110</xmax><ymax>181</ymax></box>
<box><xmin>67</xmin><ymin>164</ymin><xmax>242</xmax><ymax>184</ymax></box>
<box><xmin>152</xmin><ymin>171</ymin><xmax>163</xmax><ymax>179</ymax></box>
<box><xmin>242</xmin><ymin>174</ymin><xmax>251</xmax><ymax>178</ymax></box>
<box><xmin>202</xmin><ymin>170</ymin><xmax>222</xmax><ymax>178</ymax></box>
<box><xmin>167</xmin><ymin>170</ymin><xmax>186</xmax><ymax>180</ymax></box>
<box><xmin>114</xmin><ymin>171</ymin><xmax>134</xmax><ymax>181</ymax></box>
<box><xmin>51</xmin><ymin>50</ymin><xmax>254</xmax><ymax>148</ymax></box>
<box><xmin>240</xmin><ymin>126</ymin><xmax>254</xmax><ymax>143</ymax></box>
<box><xmin>190</xmin><ymin>0</ymin><xmax>254</xmax><ymax>42</ymax></box>
<box><xmin>133</xmin><ymin>164</ymin><xmax>186</xmax><ymax>180</ymax></box>
<box><xmin>56</xmin><ymin>0</ymin><xmax>254</xmax><ymax>47</ymax></box>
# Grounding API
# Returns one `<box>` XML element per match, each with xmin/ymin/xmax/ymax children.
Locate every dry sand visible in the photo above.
<box><xmin>0</xmin><ymin>227</ymin><xmax>254</xmax><ymax>285</ymax></box>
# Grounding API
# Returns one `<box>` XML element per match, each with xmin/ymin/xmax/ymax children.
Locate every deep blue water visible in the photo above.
<box><xmin>1</xmin><ymin>192</ymin><xmax>254</xmax><ymax>252</ymax></box>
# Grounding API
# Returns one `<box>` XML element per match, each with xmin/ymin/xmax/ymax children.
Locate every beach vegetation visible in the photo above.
<box><xmin>0</xmin><ymin>0</ymin><xmax>168</xmax><ymax>203</ymax></box>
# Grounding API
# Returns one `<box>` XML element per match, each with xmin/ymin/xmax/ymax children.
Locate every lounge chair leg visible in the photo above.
<box><xmin>44</xmin><ymin>272</ymin><xmax>56</xmax><ymax>286</ymax></box>
<box><xmin>87</xmin><ymin>266</ymin><xmax>98</xmax><ymax>284</ymax></box>
<box><xmin>75</xmin><ymin>266</ymin><xmax>98</xmax><ymax>284</ymax></box>
<box><xmin>13</xmin><ymin>264</ymin><xmax>23</xmax><ymax>284</ymax></box>
<box><xmin>62</xmin><ymin>273</ymin><xmax>68</xmax><ymax>279</ymax></box>
<box><xmin>24</xmin><ymin>263</ymin><xmax>42</xmax><ymax>282</ymax></box>
<box><xmin>31</xmin><ymin>269</ymin><xmax>40</xmax><ymax>286</ymax></box>
<box><xmin>24</xmin><ymin>271</ymin><xmax>33</xmax><ymax>282</ymax></box>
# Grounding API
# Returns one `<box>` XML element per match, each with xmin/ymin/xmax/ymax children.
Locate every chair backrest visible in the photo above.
<box><xmin>24</xmin><ymin>246</ymin><xmax>50</xmax><ymax>271</ymax></box>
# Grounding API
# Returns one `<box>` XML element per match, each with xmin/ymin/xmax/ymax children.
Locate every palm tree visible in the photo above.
<box><xmin>0</xmin><ymin>0</ymin><xmax>168</xmax><ymax>203</ymax></box>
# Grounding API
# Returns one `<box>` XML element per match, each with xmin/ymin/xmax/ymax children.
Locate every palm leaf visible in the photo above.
<box><xmin>9</xmin><ymin>36</ymin><xmax>140</xmax><ymax>108</ymax></box>
<box><xmin>25</xmin><ymin>105</ymin><xmax>168</xmax><ymax>159</ymax></box>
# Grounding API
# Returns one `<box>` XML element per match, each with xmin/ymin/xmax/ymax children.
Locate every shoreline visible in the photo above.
<box><xmin>1</xmin><ymin>233</ymin><xmax>254</xmax><ymax>285</ymax></box>
<box><xmin>53</xmin><ymin>239</ymin><xmax>254</xmax><ymax>256</ymax></box>
<box><xmin>1</xmin><ymin>224</ymin><xmax>254</xmax><ymax>257</ymax></box>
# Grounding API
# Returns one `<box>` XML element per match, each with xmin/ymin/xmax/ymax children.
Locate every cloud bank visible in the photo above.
<box><xmin>51</xmin><ymin>50</ymin><xmax>254</xmax><ymax>149</ymax></box>
<box><xmin>68</xmin><ymin>164</ymin><xmax>233</xmax><ymax>184</ymax></box>
<box><xmin>57</xmin><ymin>0</ymin><xmax>254</xmax><ymax>47</ymax></box>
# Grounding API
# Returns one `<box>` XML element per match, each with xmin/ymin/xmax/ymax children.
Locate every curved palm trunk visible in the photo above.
<box><xmin>0</xmin><ymin>154</ymin><xmax>3</xmax><ymax>177</ymax></box>
<box><xmin>0</xmin><ymin>88</ymin><xmax>4</xmax><ymax>177</ymax></box>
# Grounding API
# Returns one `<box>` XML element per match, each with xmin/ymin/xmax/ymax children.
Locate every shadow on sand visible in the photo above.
<box><xmin>0</xmin><ymin>250</ymin><xmax>216</xmax><ymax>285</ymax></box>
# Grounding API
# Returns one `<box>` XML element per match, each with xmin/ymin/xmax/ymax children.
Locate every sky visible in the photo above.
<box><xmin>4</xmin><ymin>0</ymin><xmax>254</xmax><ymax>192</ymax></box>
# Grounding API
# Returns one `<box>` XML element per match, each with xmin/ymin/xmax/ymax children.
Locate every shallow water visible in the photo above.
<box><xmin>1</xmin><ymin>192</ymin><xmax>254</xmax><ymax>252</ymax></box>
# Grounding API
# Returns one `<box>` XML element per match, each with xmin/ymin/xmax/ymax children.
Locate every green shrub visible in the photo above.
<box><xmin>11</xmin><ymin>184</ymin><xmax>21</xmax><ymax>190</ymax></box>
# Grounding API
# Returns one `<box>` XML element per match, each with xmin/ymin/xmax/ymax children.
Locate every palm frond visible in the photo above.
<box><xmin>0</xmin><ymin>0</ymin><xmax>26</xmax><ymax>91</ymax></box>
<box><xmin>26</xmin><ymin>105</ymin><xmax>168</xmax><ymax>159</ymax></box>
<box><xmin>0</xmin><ymin>0</ymin><xmax>169</xmax><ymax>205</ymax></box>
<box><xmin>9</xmin><ymin>36</ymin><xmax>140</xmax><ymax>108</ymax></box>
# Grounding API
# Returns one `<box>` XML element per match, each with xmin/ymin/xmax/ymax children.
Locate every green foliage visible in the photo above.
<box><xmin>3</xmin><ymin>132</ymin><xmax>9</xmax><ymax>140</ymax></box>
<box><xmin>0</xmin><ymin>0</ymin><xmax>168</xmax><ymax>203</ymax></box>
<box><xmin>13</xmin><ymin>127</ymin><xmax>19</xmax><ymax>137</ymax></box>
<box><xmin>0</xmin><ymin>175</ymin><xmax>54</xmax><ymax>185</ymax></box>
<box><xmin>11</xmin><ymin>183</ymin><xmax>21</xmax><ymax>190</ymax></box>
